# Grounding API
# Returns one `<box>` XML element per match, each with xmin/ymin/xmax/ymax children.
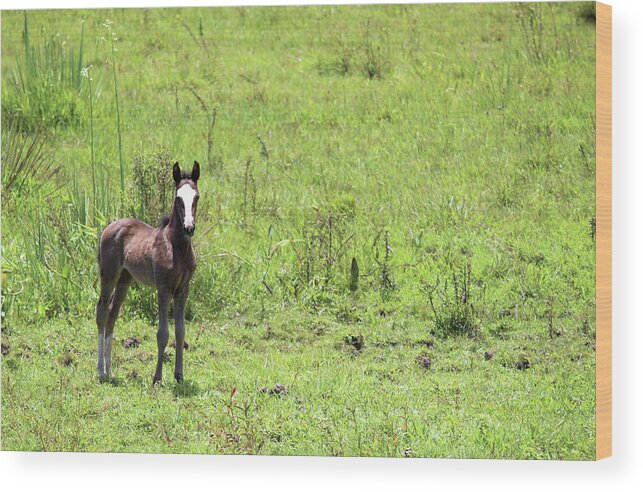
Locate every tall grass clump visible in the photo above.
<box><xmin>299</xmin><ymin>195</ymin><xmax>355</xmax><ymax>290</ymax></box>
<box><xmin>424</xmin><ymin>261</ymin><xmax>481</xmax><ymax>338</ymax></box>
<box><xmin>316</xmin><ymin>34</ymin><xmax>354</xmax><ymax>75</ymax></box>
<box><xmin>2</xmin><ymin>13</ymin><xmax>85</xmax><ymax>132</ymax></box>
<box><xmin>1</xmin><ymin>118</ymin><xmax>61</xmax><ymax>195</ymax></box>
<box><xmin>362</xmin><ymin>19</ymin><xmax>390</xmax><ymax>80</ymax></box>
<box><xmin>316</xmin><ymin>19</ymin><xmax>391</xmax><ymax>79</ymax></box>
<box><xmin>513</xmin><ymin>3</ymin><xmax>567</xmax><ymax>64</ymax></box>
<box><xmin>2</xmin><ymin>196</ymin><xmax>98</xmax><ymax>322</ymax></box>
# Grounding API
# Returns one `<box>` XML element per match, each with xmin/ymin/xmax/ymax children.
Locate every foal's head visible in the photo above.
<box><xmin>172</xmin><ymin>161</ymin><xmax>200</xmax><ymax>237</ymax></box>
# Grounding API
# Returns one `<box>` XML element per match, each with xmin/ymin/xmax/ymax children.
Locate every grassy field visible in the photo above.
<box><xmin>1</xmin><ymin>3</ymin><xmax>597</xmax><ymax>459</ymax></box>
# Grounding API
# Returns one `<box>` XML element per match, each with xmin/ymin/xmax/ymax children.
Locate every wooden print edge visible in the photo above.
<box><xmin>595</xmin><ymin>1</ymin><xmax>612</xmax><ymax>461</ymax></box>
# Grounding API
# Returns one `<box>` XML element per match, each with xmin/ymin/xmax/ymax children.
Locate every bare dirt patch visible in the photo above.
<box><xmin>260</xmin><ymin>383</ymin><xmax>288</xmax><ymax>396</ymax></box>
<box><xmin>415</xmin><ymin>355</ymin><xmax>432</xmax><ymax>370</ymax></box>
<box><xmin>343</xmin><ymin>335</ymin><xmax>364</xmax><ymax>353</ymax></box>
<box><xmin>122</xmin><ymin>336</ymin><xmax>140</xmax><ymax>349</ymax></box>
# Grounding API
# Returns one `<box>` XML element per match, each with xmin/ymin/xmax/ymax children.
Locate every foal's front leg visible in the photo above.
<box><xmin>153</xmin><ymin>289</ymin><xmax>171</xmax><ymax>384</ymax></box>
<box><xmin>173</xmin><ymin>285</ymin><xmax>189</xmax><ymax>383</ymax></box>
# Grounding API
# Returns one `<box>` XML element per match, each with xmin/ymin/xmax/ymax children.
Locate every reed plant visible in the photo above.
<box><xmin>104</xmin><ymin>19</ymin><xmax>125</xmax><ymax>196</ymax></box>
<box><xmin>1</xmin><ymin>118</ymin><xmax>61</xmax><ymax>195</ymax></box>
<box><xmin>2</xmin><ymin>12</ymin><xmax>85</xmax><ymax>132</ymax></box>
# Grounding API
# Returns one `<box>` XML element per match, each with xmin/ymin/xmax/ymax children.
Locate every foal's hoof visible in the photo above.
<box><xmin>174</xmin><ymin>373</ymin><xmax>184</xmax><ymax>383</ymax></box>
<box><xmin>152</xmin><ymin>377</ymin><xmax>162</xmax><ymax>386</ymax></box>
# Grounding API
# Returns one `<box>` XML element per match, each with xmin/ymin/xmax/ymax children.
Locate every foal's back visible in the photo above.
<box><xmin>99</xmin><ymin>218</ymin><xmax>162</xmax><ymax>287</ymax></box>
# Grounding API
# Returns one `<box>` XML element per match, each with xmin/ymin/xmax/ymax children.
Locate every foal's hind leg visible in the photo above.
<box><xmin>103</xmin><ymin>270</ymin><xmax>133</xmax><ymax>379</ymax></box>
<box><xmin>96</xmin><ymin>272</ymin><xmax>119</xmax><ymax>382</ymax></box>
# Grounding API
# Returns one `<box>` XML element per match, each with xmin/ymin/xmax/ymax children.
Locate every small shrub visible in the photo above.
<box><xmin>577</xmin><ymin>2</ymin><xmax>596</xmax><ymax>23</ymax></box>
<box><xmin>126</xmin><ymin>148</ymin><xmax>174</xmax><ymax>225</ymax></box>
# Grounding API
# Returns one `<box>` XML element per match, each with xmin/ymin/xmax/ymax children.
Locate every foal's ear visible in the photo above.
<box><xmin>191</xmin><ymin>161</ymin><xmax>200</xmax><ymax>182</ymax></box>
<box><xmin>173</xmin><ymin>162</ymin><xmax>182</xmax><ymax>185</ymax></box>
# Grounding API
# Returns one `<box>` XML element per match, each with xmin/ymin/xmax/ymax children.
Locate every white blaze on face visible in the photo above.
<box><xmin>177</xmin><ymin>183</ymin><xmax>197</xmax><ymax>229</ymax></box>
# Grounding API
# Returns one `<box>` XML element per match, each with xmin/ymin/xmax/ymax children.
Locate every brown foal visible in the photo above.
<box><xmin>96</xmin><ymin>161</ymin><xmax>200</xmax><ymax>384</ymax></box>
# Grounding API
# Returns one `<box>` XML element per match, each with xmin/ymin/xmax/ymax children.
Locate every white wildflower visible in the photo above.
<box><xmin>81</xmin><ymin>65</ymin><xmax>93</xmax><ymax>80</ymax></box>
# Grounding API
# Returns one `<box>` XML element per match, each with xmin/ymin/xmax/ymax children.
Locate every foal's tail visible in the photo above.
<box><xmin>94</xmin><ymin>239</ymin><xmax>101</xmax><ymax>289</ymax></box>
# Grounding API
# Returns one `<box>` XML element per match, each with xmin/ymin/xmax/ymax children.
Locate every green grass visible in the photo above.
<box><xmin>1</xmin><ymin>3</ymin><xmax>597</xmax><ymax>459</ymax></box>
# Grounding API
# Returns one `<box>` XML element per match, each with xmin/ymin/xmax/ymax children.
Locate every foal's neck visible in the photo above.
<box><xmin>166</xmin><ymin>202</ymin><xmax>192</xmax><ymax>250</ymax></box>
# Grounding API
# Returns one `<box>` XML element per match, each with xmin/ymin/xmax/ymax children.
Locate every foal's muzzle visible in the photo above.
<box><xmin>184</xmin><ymin>224</ymin><xmax>195</xmax><ymax>236</ymax></box>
